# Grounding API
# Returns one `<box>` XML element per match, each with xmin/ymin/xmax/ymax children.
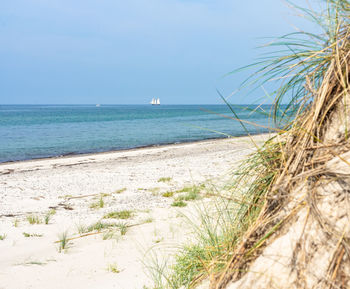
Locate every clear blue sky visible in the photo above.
<box><xmin>0</xmin><ymin>0</ymin><xmax>318</xmax><ymax>104</ymax></box>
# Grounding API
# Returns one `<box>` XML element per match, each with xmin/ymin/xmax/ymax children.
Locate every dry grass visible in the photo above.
<box><xmin>208</xmin><ymin>1</ymin><xmax>350</xmax><ymax>288</ymax></box>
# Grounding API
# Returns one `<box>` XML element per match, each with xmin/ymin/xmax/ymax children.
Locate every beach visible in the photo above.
<box><xmin>0</xmin><ymin>134</ymin><xmax>269</xmax><ymax>289</ymax></box>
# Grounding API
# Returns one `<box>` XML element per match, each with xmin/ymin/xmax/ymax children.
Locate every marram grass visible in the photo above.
<box><xmin>146</xmin><ymin>0</ymin><xmax>350</xmax><ymax>288</ymax></box>
<box><xmin>163</xmin><ymin>139</ymin><xmax>281</xmax><ymax>288</ymax></box>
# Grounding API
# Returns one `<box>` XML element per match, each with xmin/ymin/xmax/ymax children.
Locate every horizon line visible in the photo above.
<box><xmin>0</xmin><ymin>103</ymin><xmax>275</xmax><ymax>106</ymax></box>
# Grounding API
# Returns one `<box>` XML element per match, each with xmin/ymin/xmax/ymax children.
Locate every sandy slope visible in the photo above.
<box><xmin>0</xmin><ymin>135</ymin><xmax>269</xmax><ymax>289</ymax></box>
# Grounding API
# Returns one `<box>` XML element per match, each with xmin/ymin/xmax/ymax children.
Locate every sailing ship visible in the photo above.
<box><xmin>150</xmin><ymin>98</ymin><xmax>160</xmax><ymax>105</ymax></box>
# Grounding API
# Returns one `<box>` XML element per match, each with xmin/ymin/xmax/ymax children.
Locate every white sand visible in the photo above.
<box><xmin>0</xmin><ymin>135</ymin><xmax>269</xmax><ymax>289</ymax></box>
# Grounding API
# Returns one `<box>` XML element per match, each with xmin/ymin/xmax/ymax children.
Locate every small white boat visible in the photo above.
<box><xmin>96</xmin><ymin>104</ymin><xmax>101</xmax><ymax>107</ymax></box>
<box><xmin>150</xmin><ymin>98</ymin><xmax>160</xmax><ymax>105</ymax></box>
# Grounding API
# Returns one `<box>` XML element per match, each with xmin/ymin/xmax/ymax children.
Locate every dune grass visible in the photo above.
<box><xmin>171</xmin><ymin>200</ymin><xmax>187</xmax><ymax>207</ymax></box>
<box><xmin>102</xmin><ymin>230</ymin><xmax>118</xmax><ymax>240</ymax></box>
<box><xmin>146</xmin><ymin>140</ymin><xmax>281</xmax><ymax>288</ymax></box>
<box><xmin>58</xmin><ymin>231</ymin><xmax>70</xmax><ymax>252</ymax></box>
<box><xmin>44</xmin><ymin>209</ymin><xmax>56</xmax><ymax>224</ymax></box>
<box><xmin>117</xmin><ymin>222</ymin><xmax>128</xmax><ymax>236</ymax></box>
<box><xmin>178</xmin><ymin>184</ymin><xmax>205</xmax><ymax>194</ymax></box>
<box><xmin>175</xmin><ymin>191</ymin><xmax>200</xmax><ymax>202</ymax></box>
<box><xmin>146</xmin><ymin>1</ymin><xmax>350</xmax><ymax>288</ymax></box>
<box><xmin>44</xmin><ymin>214</ymin><xmax>51</xmax><ymax>224</ymax></box>
<box><xmin>86</xmin><ymin>221</ymin><xmax>118</xmax><ymax>232</ymax></box>
<box><xmin>23</xmin><ymin>232</ymin><xmax>43</xmax><ymax>238</ymax></box>
<box><xmin>77</xmin><ymin>220</ymin><xmax>129</xmax><ymax>238</ymax></box>
<box><xmin>13</xmin><ymin>219</ymin><xmax>19</xmax><ymax>227</ymax></box>
<box><xmin>76</xmin><ymin>223</ymin><xmax>87</xmax><ymax>234</ymax></box>
<box><xmin>27</xmin><ymin>215</ymin><xmax>41</xmax><ymax>225</ymax></box>
<box><xmin>162</xmin><ymin>191</ymin><xmax>175</xmax><ymax>198</ymax></box>
<box><xmin>108</xmin><ymin>263</ymin><xmax>120</xmax><ymax>273</ymax></box>
<box><xmin>175</xmin><ymin>184</ymin><xmax>204</xmax><ymax>202</ymax></box>
<box><xmin>103</xmin><ymin>210</ymin><xmax>133</xmax><ymax>220</ymax></box>
<box><xmin>165</xmin><ymin>184</ymin><xmax>206</xmax><ymax>207</ymax></box>
<box><xmin>158</xmin><ymin>177</ymin><xmax>172</xmax><ymax>183</ymax></box>
<box><xmin>90</xmin><ymin>195</ymin><xmax>105</xmax><ymax>209</ymax></box>
<box><xmin>163</xmin><ymin>184</ymin><xmax>205</xmax><ymax>202</ymax></box>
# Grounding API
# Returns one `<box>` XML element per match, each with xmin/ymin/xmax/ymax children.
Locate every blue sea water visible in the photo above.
<box><xmin>0</xmin><ymin>104</ymin><xmax>273</xmax><ymax>163</ymax></box>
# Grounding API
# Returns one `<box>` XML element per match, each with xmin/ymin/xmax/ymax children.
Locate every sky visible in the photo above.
<box><xmin>0</xmin><ymin>0</ymin><xmax>320</xmax><ymax>104</ymax></box>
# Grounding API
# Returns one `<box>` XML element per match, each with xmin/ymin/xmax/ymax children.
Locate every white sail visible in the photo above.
<box><xmin>150</xmin><ymin>98</ymin><xmax>160</xmax><ymax>105</ymax></box>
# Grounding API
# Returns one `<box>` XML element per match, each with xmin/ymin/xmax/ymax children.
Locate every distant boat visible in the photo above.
<box><xmin>96</xmin><ymin>104</ymin><xmax>101</xmax><ymax>107</ymax></box>
<box><xmin>150</xmin><ymin>98</ymin><xmax>160</xmax><ymax>105</ymax></box>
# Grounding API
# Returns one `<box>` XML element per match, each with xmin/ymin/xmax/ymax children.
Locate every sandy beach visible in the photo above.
<box><xmin>0</xmin><ymin>134</ymin><xmax>269</xmax><ymax>289</ymax></box>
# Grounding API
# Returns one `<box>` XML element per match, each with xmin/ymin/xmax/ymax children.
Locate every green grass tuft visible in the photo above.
<box><xmin>86</xmin><ymin>221</ymin><xmax>114</xmax><ymax>232</ymax></box>
<box><xmin>171</xmin><ymin>200</ymin><xmax>187</xmax><ymax>207</ymax></box>
<box><xmin>27</xmin><ymin>215</ymin><xmax>41</xmax><ymax>225</ymax></box>
<box><xmin>90</xmin><ymin>196</ymin><xmax>105</xmax><ymax>209</ymax></box>
<box><xmin>162</xmin><ymin>191</ymin><xmax>175</xmax><ymax>198</ymax></box>
<box><xmin>178</xmin><ymin>184</ymin><xmax>205</xmax><ymax>194</ymax></box>
<box><xmin>44</xmin><ymin>209</ymin><xmax>56</xmax><ymax>225</ymax></box>
<box><xmin>172</xmin><ymin>184</ymin><xmax>204</xmax><ymax>202</ymax></box>
<box><xmin>171</xmin><ymin>244</ymin><xmax>207</xmax><ymax>287</ymax></box>
<box><xmin>158</xmin><ymin>177</ymin><xmax>172</xmax><ymax>183</ymax></box>
<box><xmin>176</xmin><ymin>191</ymin><xmax>200</xmax><ymax>202</ymax></box>
<box><xmin>103</xmin><ymin>210</ymin><xmax>133</xmax><ymax>220</ymax></box>
<box><xmin>57</xmin><ymin>231</ymin><xmax>70</xmax><ymax>252</ymax></box>
<box><xmin>23</xmin><ymin>232</ymin><xmax>43</xmax><ymax>238</ymax></box>
<box><xmin>117</xmin><ymin>222</ymin><xmax>128</xmax><ymax>235</ymax></box>
<box><xmin>48</xmin><ymin>209</ymin><xmax>56</xmax><ymax>215</ymax></box>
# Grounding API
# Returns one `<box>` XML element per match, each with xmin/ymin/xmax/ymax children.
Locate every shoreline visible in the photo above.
<box><xmin>0</xmin><ymin>132</ymin><xmax>269</xmax><ymax>166</ymax></box>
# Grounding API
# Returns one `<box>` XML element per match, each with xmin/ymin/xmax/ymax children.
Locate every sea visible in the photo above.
<box><xmin>0</xmin><ymin>104</ymin><xmax>274</xmax><ymax>163</ymax></box>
